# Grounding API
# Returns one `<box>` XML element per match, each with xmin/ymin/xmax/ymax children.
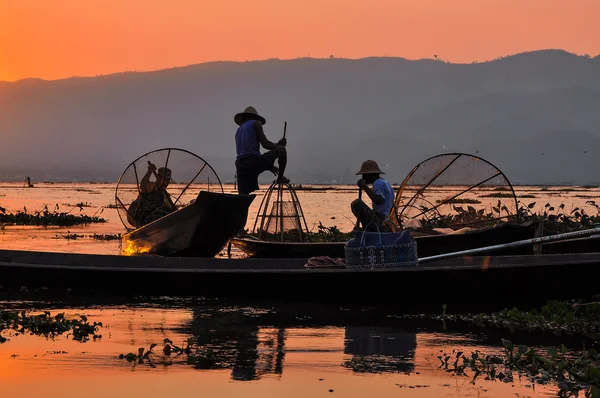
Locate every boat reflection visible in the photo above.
<box><xmin>186</xmin><ymin>306</ymin><xmax>417</xmax><ymax>380</ymax></box>
<box><xmin>343</xmin><ymin>327</ymin><xmax>416</xmax><ymax>373</ymax></box>
<box><xmin>188</xmin><ymin>309</ymin><xmax>286</xmax><ymax>381</ymax></box>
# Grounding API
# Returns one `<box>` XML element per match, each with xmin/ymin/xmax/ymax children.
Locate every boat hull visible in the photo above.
<box><xmin>1</xmin><ymin>248</ymin><xmax>599</xmax><ymax>312</ymax></box>
<box><xmin>121</xmin><ymin>191</ymin><xmax>255</xmax><ymax>257</ymax></box>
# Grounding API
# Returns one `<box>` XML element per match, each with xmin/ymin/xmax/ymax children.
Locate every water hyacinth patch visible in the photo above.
<box><xmin>0</xmin><ymin>310</ymin><xmax>103</xmax><ymax>343</ymax></box>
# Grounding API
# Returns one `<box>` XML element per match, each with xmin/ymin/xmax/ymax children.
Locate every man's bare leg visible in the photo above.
<box><xmin>272</xmin><ymin>146</ymin><xmax>289</xmax><ymax>183</ymax></box>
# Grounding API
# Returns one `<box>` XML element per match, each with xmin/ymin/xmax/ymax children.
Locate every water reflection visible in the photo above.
<box><xmin>343</xmin><ymin>327</ymin><xmax>416</xmax><ymax>373</ymax></box>
<box><xmin>0</xmin><ymin>297</ymin><xmax>559</xmax><ymax>397</ymax></box>
<box><xmin>184</xmin><ymin>305</ymin><xmax>421</xmax><ymax>380</ymax></box>
<box><xmin>189</xmin><ymin>308</ymin><xmax>286</xmax><ymax>380</ymax></box>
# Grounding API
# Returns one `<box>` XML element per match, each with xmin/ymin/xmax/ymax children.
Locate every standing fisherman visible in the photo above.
<box><xmin>234</xmin><ymin>106</ymin><xmax>289</xmax><ymax>195</ymax></box>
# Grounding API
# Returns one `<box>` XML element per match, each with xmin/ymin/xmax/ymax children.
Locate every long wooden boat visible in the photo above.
<box><xmin>121</xmin><ymin>191</ymin><xmax>255</xmax><ymax>257</ymax></box>
<box><xmin>231</xmin><ymin>223</ymin><xmax>600</xmax><ymax>259</ymax></box>
<box><xmin>231</xmin><ymin>223</ymin><xmax>540</xmax><ymax>258</ymax></box>
<box><xmin>1</xmin><ymin>248</ymin><xmax>599</xmax><ymax>312</ymax></box>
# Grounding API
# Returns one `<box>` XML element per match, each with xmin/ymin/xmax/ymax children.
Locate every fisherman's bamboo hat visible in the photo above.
<box><xmin>234</xmin><ymin>106</ymin><xmax>266</xmax><ymax>126</ymax></box>
<box><xmin>355</xmin><ymin>160</ymin><xmax>385</xmax><ymax>175</ymax></box>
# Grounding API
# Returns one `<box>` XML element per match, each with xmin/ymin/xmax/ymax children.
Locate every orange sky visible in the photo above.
<box><xmin>1</xmin><ymin>0</ymin><xmax>599</xmax><ymax>82</ymax></box>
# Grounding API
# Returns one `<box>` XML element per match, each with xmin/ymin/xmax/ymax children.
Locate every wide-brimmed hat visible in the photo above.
<box><xmin>234</xmin><ymin>106</ymin><xmax>266</xmax><ymax>126</ymax></box>
<box><xmin>355</xmin><ymin>160</ymin><xmax>385</xmax><ymax>175</ymax></box>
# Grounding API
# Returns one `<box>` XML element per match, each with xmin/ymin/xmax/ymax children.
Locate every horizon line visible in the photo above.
<box><xmin>2</xmin><ymin>48</ymin><xmax>598</xmax><ymax>84</ymax></box>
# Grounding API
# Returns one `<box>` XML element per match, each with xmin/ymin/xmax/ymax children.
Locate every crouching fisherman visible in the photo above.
<box><xmin>128</xmin><ymin>162</ymin><xmax>176</xmax><ymax>227</ymax></box>
<box><xmin>352</xmin><ymin>160</ymin><xmax>394</xmax><ymax>230</ymax></box>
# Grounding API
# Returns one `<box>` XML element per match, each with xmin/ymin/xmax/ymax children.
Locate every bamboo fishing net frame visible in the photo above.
<box><xmin>252</xmin><ymin>181</ymin><xmax>310</xmax><ymax>242</ymax></box>
<box><xmin>115</xmin><ymin>147</ymin><xmax>223</xmax><ymax>231</ymax></box>
<box><xmin>390</xmin><ymin>153</ymin><xmax>519</xmax><ymax>231</ymax></box>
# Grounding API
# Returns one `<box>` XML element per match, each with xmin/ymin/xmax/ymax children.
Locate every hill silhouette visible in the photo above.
<box><xmin>1</xmin><ymin>49</ymin><xmax>599</xmax><ymax>184</ymax></box>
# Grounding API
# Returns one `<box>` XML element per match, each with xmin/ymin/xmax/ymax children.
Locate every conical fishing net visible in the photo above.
<box><xmin>391</xmin><ymin>153</ymin><xmax>518</xmax><ymax>231</ymax></box>
<box><xmin>252</xmin><ymin>181</ymin><xmax>309</xmax><ymax>242</ymax></box>
<box><xmin>115</xmin><ymin>148</ymin><xmax>223</xmax><ymax>231</ymax></box>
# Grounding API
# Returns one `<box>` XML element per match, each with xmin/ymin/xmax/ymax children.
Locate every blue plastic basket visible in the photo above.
<box><xmin>344</xmin><ymin>221</ymin><xmax>418</xmax><ymax>269</ymax></box>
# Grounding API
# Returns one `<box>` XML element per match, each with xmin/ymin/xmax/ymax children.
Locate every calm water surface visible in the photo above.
<box><xmin>0</xmin><ymin>297</ymin><xmax>559</xmax><ymax>398</ymax></box>
<box><xmin>1</xmin><ymin>182</ymin><xmax>598</xmax><ymax>255</ymax></box>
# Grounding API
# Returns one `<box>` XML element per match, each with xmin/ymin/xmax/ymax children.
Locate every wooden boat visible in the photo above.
<box><xmin>121</xmin><ymin>191</ymin><xmax>255</xmax><ymax>257</ymax></box>
<box><xmin>232</xmin><ymin>222</ymin><xmax>600</xmax><ymax>259</ymax></box>
<box><xmin>231</xmin><ymin>223</ymin><xmax>540</xmax><ymax>258</ymax></box>
<box><xmin>1</xmin><ymin>247</ymin><xmax>599</xmax><ymax>312</ymax></box>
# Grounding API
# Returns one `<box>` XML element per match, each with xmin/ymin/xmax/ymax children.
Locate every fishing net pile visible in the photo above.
<box><xmin>391</xmin><ymin>153</ymin><xmax>518</xmax><ymax>231</ymax></box>
<box><xmin>251</xmin><ymin>181</ymin><xmax>310</xmax><ymax>242</ymax></box>
<box><xmin>115</xmin><ymin>148</ymin><xmax>223</xmax><ymax>231</ymax></box>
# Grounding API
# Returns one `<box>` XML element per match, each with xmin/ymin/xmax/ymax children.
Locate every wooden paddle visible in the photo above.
<box><xmin>272</xmin><ymin>121</ymin><xmax>287</xmax><ymax>178</ymax></box>
<box><xmin>354</xmin><ymin>187</ymin><xmax>362</xmax><ymax>229</ymax></box>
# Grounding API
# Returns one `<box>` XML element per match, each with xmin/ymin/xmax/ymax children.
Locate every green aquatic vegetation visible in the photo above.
<box><xmin>0</xmin><ymin>204</ymin><xmax>107</xmax><ymax>226</ymax></box>
<box><xmin>438</xmin><ymin>340</ymin><xmax>600</xmax><ymax>397</ymax></box>
<box><xmin>55</xmin><ymin>232</ymin><xmax>85</xmax><ymax>240</ymax></box>
<box><xmin>0</xmin><ymin>311</ymin><xmax>102</xmax><ymax>343</ymax></box>
<box><xmin>342</xmin><ymin>355</ymin><xmax>411</xmax><ymax>373</ymax></box>
<box><xmin>418</xmin><ymin>203</ymin><xmax>511</xmax><ymax>229</ymax></box>
<box><xmin>419</xmin><ymin>300</ymin><xmax>600</xmax><ymax>339</ymax></box>
<box><xmin>54</xmin><ymin>233</ymin><xmax>121</xmax><ymax>241</ymax></box>
<box><xmin>62</xmin><ymin>202</ymin><xmax>93</xmax><ymax>208</ymax></box>
<box><xmin>91</xmin><ymin>233</ymin><xmax>121</xmax><ymax>241</ymax></box>
<box><xmin>480</xmin><ymin>192</ymin><xmax>515</xmax><ymax>198</ymax></box>
<box><xmin>435</xmin><ymin>198</ymin><xmax>482</xmax><ymax>204</ymax></box>
<box><xmin>309</xmin><ymin>223</ymin><xmax>354</xmax><ymax>242</ymax></box>
<box><xmin>119</xmin><ymin>337</ymin><xmax>228</xmax><ymax>369</ymax></box>
<box><xmin>518</xmin><ymin>201</ymin><xmax>600</xmax><ymax>234</ymax></box>
<box><xmin>249</xmin><ymin>223</ymin><xmax>353</xmax><ymax>242</ymax></box>
<box><xmin>418</xmin><ymin>199</ymin><xmax>600</xmax><ymax>233</ymax></box>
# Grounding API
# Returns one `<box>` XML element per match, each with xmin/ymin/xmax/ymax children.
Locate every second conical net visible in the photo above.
<box><xmin>252</xmin><ymin>181</ymin><xmax>309</xmax><ymax>242</ymax></box>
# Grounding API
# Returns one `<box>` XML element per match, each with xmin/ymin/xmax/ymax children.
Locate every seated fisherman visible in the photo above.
<box><xmin>128</xmin><ymin>162</ymin><xmax>176</xmax><ymax>227</ymax></box>
<box><xmin>351</xmin><ymin>160</ymin><xmax>395</xmax><ymax>230</ymax></box>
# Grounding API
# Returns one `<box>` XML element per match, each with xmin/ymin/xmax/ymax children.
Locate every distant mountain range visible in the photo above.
<box><xmin>1</xmin><ymin>49</ymin><xmax>599</xmax><ymax>185</ymax></box>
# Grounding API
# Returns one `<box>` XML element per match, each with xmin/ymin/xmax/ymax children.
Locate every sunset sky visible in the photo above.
<box><xmin>1</xmin><ymin>0</ymin><xmax>599</xmax><ymax>82</ymax></box>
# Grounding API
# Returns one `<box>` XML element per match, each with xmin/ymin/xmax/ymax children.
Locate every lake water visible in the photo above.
<box><xmin>1</xmin><ymin>182</ymin><xmax>597</xmax><ymax>397</ymax></box>
<box><xmin>1</xmin><ymin>182</ymin><xmax>598</xmax><ymax>255</ymax></box>
<box><xmin>1</xmin><ymin>297</ymin><xmax>561</xmax><ymax>398</ymax></box>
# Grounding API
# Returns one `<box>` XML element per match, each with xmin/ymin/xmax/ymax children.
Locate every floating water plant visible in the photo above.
<box><xmin>480</xmin><ymin>192</ymin><xmax>515</xmax><ymax>198</ymax></box>
<box><xmin>438</xmin><ymin>340</ymin><xmax>600</xmax><ymax>397</ymax></box>
<box><xmin>54</xmin><ymin>233</ymin><xmax>121</xmax><ymax>241</ymax></box>
<box><xmin>435</xmin><ymin>198</ymin><xmax>482</xmax><ymax>204</ymax></box>
<box><xmin>0</xmin><ymin>204</ymin><xmax>107</xmax><ymax>226</ymax></box>
<box><xmin>249</xmin><ymin>223</ymin><xmax>353</xmax><ymax>242</ymax></box>
<box><xmin>0</xmin><ymin>310</ymin><xmax>102</xmax><ymax>343</ymax></box>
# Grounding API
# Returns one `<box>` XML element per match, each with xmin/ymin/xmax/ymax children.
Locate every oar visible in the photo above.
<box><xmin>271</xmin><ymin>121</ymin><xmax>287</xmax><ymax>179</ymax></box>
<box><xmin>418</xmin><ymin>226</ymin><xmax>600</xmax><ymax>264</ymax></box>
<box><xmin>354</xmin><ymin>187</ymin><xmax>363</xmax><ymax>229</ymax></box>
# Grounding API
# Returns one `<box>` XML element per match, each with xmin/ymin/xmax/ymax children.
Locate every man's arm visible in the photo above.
<box><xmin>255</xmin><ymin>121</ymin><xmax>285</xmax><ymax>150</ymax></box>
<box><xmin>358</xmin><ymin>179</ymin><xmax>385</xmax><ymax>205</ymax></box>
<box><xmin>140</xmin><ymin>164</ymin><xmax>156</xmax><ymax>193</ymax></box>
